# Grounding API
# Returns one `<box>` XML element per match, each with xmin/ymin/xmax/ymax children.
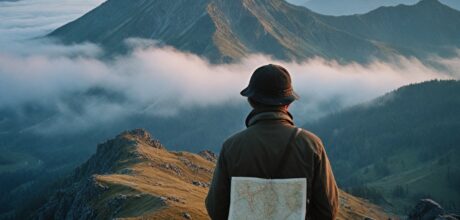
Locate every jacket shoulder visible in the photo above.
<box><xmin>221</xmin><ymin>129</ymin><xmax>250</xmax><ymax>150</ymax></box>
<box><xmin>296</xmin><ymin>128</ymin><xmax>326</xmax><ymax>156</ymax></box>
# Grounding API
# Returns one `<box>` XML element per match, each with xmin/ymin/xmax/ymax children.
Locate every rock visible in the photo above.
<box><xmin>183</xmin><ymin>212</ymin><xmax>192</xmax><ymax>219</ymax></box>
<box><xmin>179</xmin><ymin>157</ymin><xmax>212</xmax><ymax>173</ymax></box>
<box><xmin>121</xmin><ymin>128</ymin><xmax>165</xmax><ymax>149</ymax></box>
<box><xmin>161</xmin><ymin>196</ymin><xmax>184</xmax><ymax>204</ymax></box>
<box><xmin>160</xmin><ymin>163</ymin><xmax>183</xmax><ymax>176</ymax></box>
<box><xmin>198</xmin><ymin>150</ymin><xmax>217</xmax><ymax>162</ymax></box>
<box><xmin>121</xmin><ymin>129</ymin><xmax>152</xmax><ymax>141</ymax></box>
<box><xmin>192</xmin><ymin>180</ymin><xmax>210</xmax><ymax>188</ymax></box>
<box><xmin>407</xmin><ymin>199</ymin><xmax>459</xmax><ymax>220</ymax></box>
<box><xmin>408</xmin><ymin>199</ymin><xmax>444</xmax><ymax>220</ymax></box>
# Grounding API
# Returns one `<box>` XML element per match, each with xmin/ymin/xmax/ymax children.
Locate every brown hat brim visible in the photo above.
<box><xmin>241</xmin><ymin>86</ymin><xmax>299</xmax><ymax>106</ymax></box>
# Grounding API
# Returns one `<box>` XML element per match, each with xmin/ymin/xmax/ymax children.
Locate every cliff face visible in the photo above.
<box><xmin>34</xmin><ymin>129</ymin><xmax>392</xmax><ymax>219</ymax></box>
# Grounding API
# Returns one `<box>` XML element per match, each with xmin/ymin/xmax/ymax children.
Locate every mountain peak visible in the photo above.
<box><xmin>34</xmin><ymin>129</ymin><xmax>217</xmax><ymax>219</ymax></box>
<box><xmin>117</xmin><ymin>128</ymin><xmax>165</xmax><ymax>150</ymax></box>
<box><xmin>48</xmin><ymin>0</ymin><xmax>460</xmax><ymax>63</ymax></box>
<box><xmin>416</xmin><ymin>0</ymin><xmax>444</xmax><ymax>7</ymax></box>
<box><xmin>419</xmin><ymin>0</ymin><xmax>440</xmax><ymax>3</ymax></box>
<box><xmin>71</xmin><ymin>129</ymin><xmax>165</xmax><ymax>179</ymax></box>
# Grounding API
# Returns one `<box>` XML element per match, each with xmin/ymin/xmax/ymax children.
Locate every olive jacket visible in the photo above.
<box><xmin>205</xmin><ymin>108</ymin><xmax>339</xmax><ymax>220</ymax></box>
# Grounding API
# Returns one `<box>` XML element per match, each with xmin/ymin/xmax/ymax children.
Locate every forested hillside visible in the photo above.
<box><xmin>305</xmin><ymin>80</ymin><xmax>460</xmax><ymax>213</ymax></box>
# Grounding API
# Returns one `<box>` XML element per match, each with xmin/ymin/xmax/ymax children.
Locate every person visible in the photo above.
<box><xmin>205</xmin><ymin>64</ymin><xmax>339</xmax><ymax>220</ymax></box>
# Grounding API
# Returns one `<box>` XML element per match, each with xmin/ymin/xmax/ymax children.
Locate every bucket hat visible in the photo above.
<box><xmin>241</xmin><ymin>64</ymin><xmax>299</xmax><ymax>105</ymax></box>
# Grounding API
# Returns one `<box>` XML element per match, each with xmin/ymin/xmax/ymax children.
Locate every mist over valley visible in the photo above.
<box><xmin>0</xmin><ymin>0</ymin><xmax>459</xmax><ymax>219</ymax></box>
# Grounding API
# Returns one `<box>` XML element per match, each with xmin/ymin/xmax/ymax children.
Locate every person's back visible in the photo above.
<box><xmin>206</xmin><ymin>64</ymin><xmax>339</xmax><ymax>220</ymax></box>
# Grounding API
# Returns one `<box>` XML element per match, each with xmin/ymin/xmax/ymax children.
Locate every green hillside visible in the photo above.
<box><xmin>304</xmin><ymin>80</ymin><xmax>460</xmax><ymax>213</ymax></box>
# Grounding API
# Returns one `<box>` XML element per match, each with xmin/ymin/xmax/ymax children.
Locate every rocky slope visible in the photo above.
<box><xmin>48</xmin><ymin>0</ymin><xmax>460</xmax><ymax>63</ymax></box>
<box><xmin>33</xmin><ymin>129</ymin><xmax>393</xmax><ymax>219</ymax></box>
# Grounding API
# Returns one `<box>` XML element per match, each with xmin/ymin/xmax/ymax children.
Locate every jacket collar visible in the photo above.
<box><xmin>245</xmin><ymin>107</ymin><xmax>294</xmax><ymax>127</ymax></box>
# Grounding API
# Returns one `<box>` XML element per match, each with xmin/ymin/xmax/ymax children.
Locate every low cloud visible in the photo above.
<box><xmin>0</xmin><ymin>0</ymin><xmax>459</xmax><ymax>135</ymax></box>
<box><xmin>1</xmin><ymin>40</ymin><xmax>459</xmax><ymax>134</ymax></box>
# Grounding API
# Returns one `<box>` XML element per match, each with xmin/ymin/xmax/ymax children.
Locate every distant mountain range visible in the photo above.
<box><xmin>28</xmin><ymin>129</ymin><xmax>393</xmax><ymax>220</ymax></box>
<box><xmin>288</xmin><ymin>0</ymin><xmax>460</xmax><ymax>16</ymax></box>
<box><xmin>48</xmin><ymin>0</ymin><xmax>460</xmax><ymax>63</ymax></box>
<box><xmin>305</xmin><ymin>80</ymin><xmax>460</xmax><ymax>213</ymax></box>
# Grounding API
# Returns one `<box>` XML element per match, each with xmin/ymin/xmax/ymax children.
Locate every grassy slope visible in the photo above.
<box><xmin>368</xmin><ymin>148</ymin><xmax>460</xmax><ymax>212</ymax></box>
<box><xmin>84</xmin><ymin>131</ymin><xmax>393</xmax><ymax>219</ymax></box>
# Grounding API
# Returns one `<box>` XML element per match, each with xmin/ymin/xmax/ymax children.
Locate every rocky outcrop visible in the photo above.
<box><xmin>198</xmin><ymin>150</ymin><xmax>217</xmax><ymax>163</ymax></box>
<box><xmin>408</xmin><ymin>199</ymin><xmax>460</xmax><ymax>220</ymax></box>
<box><xmin>33</xmin><ymin>129</ymin><xmax>166</xmax><ymax>220</ymax></box>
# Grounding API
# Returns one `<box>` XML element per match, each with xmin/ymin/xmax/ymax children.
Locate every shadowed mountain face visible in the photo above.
<box><xmin>290</xmin><ymin>0</ymin><xmax>460</xmax><ymax>16</ymax></box>
<box><xmin>289</xmin><ymin>0</ymin><xmax>418</xmax><ymax>15</ymax></box>
<box><xmin>304</xmin><ymin>80</ymin><xmax>460</xmax><ymax>213</ymax></box>
<box><xmin>49</xmin><ymin>0</ymin><xmax>460</xmax><ymax>63</ymax></box>
<box><xmin>30</xmin><ymin>129</ymin><xmax>393</xmax><ymax>220</ymax></box>
<box><xmin>321</xmin><ymin>0</ymin><xmax>460</xmax><ymax>58</ymax></box>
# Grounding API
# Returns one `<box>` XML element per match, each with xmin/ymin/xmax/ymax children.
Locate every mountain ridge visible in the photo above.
<box><xmin>291</xmin><ymin>0</ymin><xmax>460</xmax><ymax>16</ymax></box>
<box><xmin>31</xmin><ymin>129</ymin><xmax>394</xmax><ymax>219</ymax></box>
<box><xmin>48</xmin><ymin>0</ymin><xmax>460</xmax><ymax>63</ymax></box>
<box><xmin>322</xmin><ymin>0</ymin><xmax>460</xmax><ymax>59</ymax></box>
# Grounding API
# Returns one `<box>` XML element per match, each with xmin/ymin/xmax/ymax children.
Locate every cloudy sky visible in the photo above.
<box><xmin>0</xmin><ymin>0</ymin><xmax>459</xmax><ymax>133</ymax></box>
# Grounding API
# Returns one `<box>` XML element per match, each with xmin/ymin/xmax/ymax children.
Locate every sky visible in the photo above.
<box><xmin>0</xmin><ymin>0</ymin><xmax>459</xmax><ymax>134</ymax></box>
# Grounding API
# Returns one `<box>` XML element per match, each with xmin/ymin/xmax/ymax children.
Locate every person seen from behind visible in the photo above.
<box><xmin>205</xmin><ymin>64</ymin><xmax>339</xmax><ymax>220</ymax></box>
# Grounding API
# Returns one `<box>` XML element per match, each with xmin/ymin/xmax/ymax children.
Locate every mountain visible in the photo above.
<box><xmin>288</xmin><ymin>0</ymin><xmax>417</xmax><ymax>15</ymax></box>
<box><xmin>47</xmin><ymin>0</ymin><xmax>384</xmax><ymax>63</ymax></box>
<box><xmin>27</xmin><ymin>129</ymin><xmax>393</xmax><ymax>219</ymax></box>
<box><xmin>441</xmin><ymin>0</ymin><xmax>460</xmax><ymax>11</ymax></box>
<box><xmin>304</xmin><ymin>80</ymin><xmax>460</xmax><ymax>213</ymax></box>
<box><xmin>290</xmin><ymin>0</ymin><xmax>460</xmax><ymax>16</ymax></box>
<box><xmin>48</xmin><ymin>0</ymin><xmax>460</xmax><ymax>63</ymax></box>
<box><xmin>321</xmin><ymin>0</ymin><xmax>460</xmax><ymax>59</ymax></box>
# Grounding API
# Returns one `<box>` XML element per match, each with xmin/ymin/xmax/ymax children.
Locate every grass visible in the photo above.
<box><xmin>81</xmin><ymin>132</ymin><xmax>394</xmax><ymax>219</ymax></box>
<box><xmin>347</xmin><ymin>147</ymin><xmax>460</xmax><ymax>213</ymax></box>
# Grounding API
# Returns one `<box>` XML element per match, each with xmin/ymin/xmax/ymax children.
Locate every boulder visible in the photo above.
<box><xmin>408</xmin><ymin>199</ymin><xmax>459</xmax><ymax>220</ymax></box>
